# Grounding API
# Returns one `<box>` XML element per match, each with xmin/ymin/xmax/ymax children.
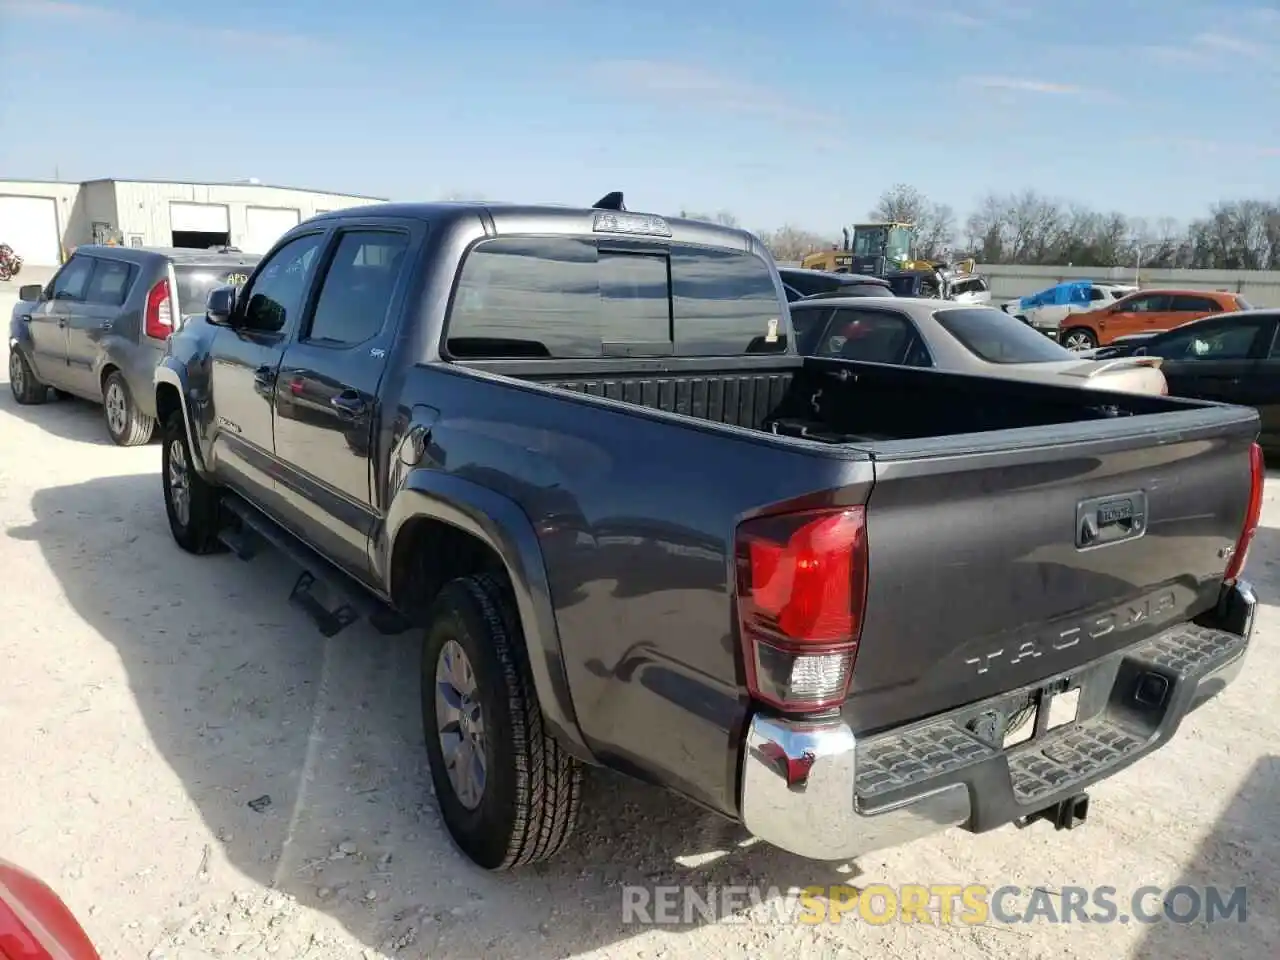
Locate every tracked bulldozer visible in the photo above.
<box><xmin>802</xmin><ymin>221</ymin><xmax>978</xmax><ymax>299</ymax></box>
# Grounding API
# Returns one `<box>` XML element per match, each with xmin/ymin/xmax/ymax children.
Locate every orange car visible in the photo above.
<box><xmin>1058</xmin><ymin>288</ymin><xmax>1253</xmax><ymax>351</ymax></box>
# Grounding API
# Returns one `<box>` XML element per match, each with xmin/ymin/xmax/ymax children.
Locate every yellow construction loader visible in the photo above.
<box><xmin>803</xmin><ymin>222</ymin><xmax>977</xmax><ymax>298</ymax></box>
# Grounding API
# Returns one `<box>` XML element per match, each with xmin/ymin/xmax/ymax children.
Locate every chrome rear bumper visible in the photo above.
<box><xmin>739</xmin><ymin>580</ymin><xmax>1256</xmax><ymax>861</ymax></box>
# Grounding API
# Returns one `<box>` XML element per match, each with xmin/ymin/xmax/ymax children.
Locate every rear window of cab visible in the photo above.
<box><xmin>445</xmin><ymin>236</ymin><xmax>786</xmax><ymax>358</ymax></box>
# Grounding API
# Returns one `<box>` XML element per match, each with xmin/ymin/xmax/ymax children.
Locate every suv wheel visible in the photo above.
<box><xmin>162</xmin><ymin>412</ymin><xmax>222</xmax><ymax>554</ymax></box>
<box><xmin>102</xmin><ymin>371</ymin><xmax>155</xmax><ymax>446</ymax></box>
<box><xmin>421</xmin><ymin>573</ymin><xmax>582</xmax><ymax>870</ymax></box>
<box><xmin>1061</xmin><ymin>328</ymin><xmax>1098</xmax><ymax>351</ymax></box>
<box><xmin>8</xmin><ymin>349</ymin><xmax>47</xmax><ymax>405</ymax></box>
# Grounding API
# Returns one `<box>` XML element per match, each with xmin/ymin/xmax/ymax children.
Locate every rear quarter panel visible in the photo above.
<box><xmin>386</xmin><ymin>364</ymin><xmax>874</xmax><ymax>815</ymax></box>
<box><xmin>92</xmin><ymin>257</ymin><xmax>167</xmax><ymax>417</ymax></box>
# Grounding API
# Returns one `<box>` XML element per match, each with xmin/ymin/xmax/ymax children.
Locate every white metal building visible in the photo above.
<box><xmin>0</xmin><ymin>178</ymin><xmax>387</xmax><ymax>268</ymax></box>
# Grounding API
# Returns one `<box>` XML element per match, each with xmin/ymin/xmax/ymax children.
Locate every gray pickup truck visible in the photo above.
<box><xmin>154</xmin><ymin>195</ymin><xmax>1263</xmax><ymax>872</ymax></box>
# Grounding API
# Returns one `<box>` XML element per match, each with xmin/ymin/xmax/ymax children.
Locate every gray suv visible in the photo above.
<box><xmin>9</xmin><ymin>245</ymin><xmax>259</xmax><ymax>444</ymax></box>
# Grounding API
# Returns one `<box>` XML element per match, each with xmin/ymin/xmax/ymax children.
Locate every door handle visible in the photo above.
<box><xmin>253</xmin><ymin>364</ymin><xmax>275</xmax><ymax>387</ymax></box>
<box><xmin>57</xmin><ymin>319</ymin><xmax>67</xmax><ymax>328</ymax></box>
<box><xmin>99</xmin><ymin>320</ymin><xmax>113</xmax><ymax>331</ymax></box>
<box><xmin>329</xmin><ymin>391</ymin><xmax>367</xmax><ymax>418</ymax></box>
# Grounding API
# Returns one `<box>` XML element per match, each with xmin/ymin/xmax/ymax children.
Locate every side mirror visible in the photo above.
<box><xmin>18</xmin><ymin>284</ymin><xmax>44</xmax><ymax>302</ymax></box>
<box><xmin>205</xmin><ymin>285</ymin><xmax>237</xmax><ymax>326</ymax></box>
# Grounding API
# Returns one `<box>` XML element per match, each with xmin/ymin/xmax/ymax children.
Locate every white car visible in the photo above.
<box><xmin>947</xmin><ymin>275</ymin><xmax>992</xmax><ymax>306</ymax></box>
<box><xmin>1001</xmin><ymin>281</ymin><xmax>1138</xmax><ymax>338</ymax></box>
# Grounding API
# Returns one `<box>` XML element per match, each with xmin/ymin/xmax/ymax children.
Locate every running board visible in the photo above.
<box><xmin>217</xmin><ymin>494</ymin><xmax>410</xmax><ymax>638</ymax></box>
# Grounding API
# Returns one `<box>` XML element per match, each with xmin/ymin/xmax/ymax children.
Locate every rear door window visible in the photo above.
<box><xmin>1171</xmin><ymin>295</ymin><xmax>1221</xmax><ymax>313</ymax></box>
<box><xmin>174</xmin><ymin>263</ymin><xmax>256</xmax><ymax>317</ymax></box>
<box><xmin>1121</xmin><ymin>293</ymin><xmax>1172</xmax><ymax>313</ymax></box>
<box><xmin>1151</xmin><ymin>320</ymin><xmax>1266</xmax><ymax>360</ymax></box>
<box><xmin>446</xmin><ymin>237</ymin><xmax>784</xmax><ymax>358</ymax></box>
<box><xmin>83</xmin><ymin>259</ymin><xmax>136</xmax><ymax>307</ymax></box>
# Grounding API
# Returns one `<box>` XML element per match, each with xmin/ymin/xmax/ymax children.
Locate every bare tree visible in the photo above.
<box><xmin>868</xmin><ymin>185</ymin><xmax>956</xmax><ymax>259</ymax></box>
<box><xmin>678</xmin><ymin>209</ymin><xmax>741</xmax><ymax>227</ymax></box>
<box><xmin>758</xmin><ymin>225</ymin><xmax>837</xmax><ymax>262</ymax></box>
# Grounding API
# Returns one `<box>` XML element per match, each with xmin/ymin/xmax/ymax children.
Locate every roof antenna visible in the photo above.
<box><xmin>593</xmin><ymin>191</ymin><xmax>626</xmax><ymax>211</ymax></box>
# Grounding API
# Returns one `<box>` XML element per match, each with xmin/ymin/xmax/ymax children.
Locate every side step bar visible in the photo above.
<box><xmin>217</xmin><ymin>494</ymin><xmax>411</xmax><ymax>638</ymax></box>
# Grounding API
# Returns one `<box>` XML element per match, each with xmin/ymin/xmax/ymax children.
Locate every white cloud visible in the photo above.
<box><xmin>589</xmin><ymin>60</ymin><xmax>841</xmax><ymax>127</ymax></box>
<box><xmin>0</xmin><ymin>0</ymin><xmax>327</xmax><ymax>53</ymax></box>
<box><xmin>962</xmin><ymin>76</ymin><xmax>1091</xmax><ymax>95</ymax></box>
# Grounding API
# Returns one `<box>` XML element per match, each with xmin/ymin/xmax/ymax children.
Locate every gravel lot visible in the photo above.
<box><xmin>1</xmin><ymin>329</ymin><xmax>1277</xmax><ymax>960</ymax></box>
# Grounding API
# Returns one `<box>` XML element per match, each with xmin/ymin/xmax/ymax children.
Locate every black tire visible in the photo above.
<box><xmin>1061</xmin><ymin>327</ymin><xmax>1098</xmax><ymax>351</ymax></box>
<box><xmin>421</xmin><ymin>573</ymin><xmax>582</xmax><ymax>870</ymax></box>
<box><xmin>102</xmin><ymin>370</ymin><xmax>155</xmax><ymax>446</ymax></box>
<box><xmin>8</xmin><ymin>348</ymin><xmax>47</xmax><ymax>405</ymax></box>
<box><xmin>161</xmin><ymin>412</ymin><xmax>223</xmax><ymax>555</ymax></box>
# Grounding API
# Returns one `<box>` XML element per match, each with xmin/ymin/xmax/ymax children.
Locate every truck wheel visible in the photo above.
<box><xmin>1061</xmin><ymin>328</ymin><xmax>1097</xmax><ymax>351</ymax></box>
<box><xmin>103</xmin><ymin>370</ymin><xmax>155</xmax><ymax>446</ymax></box>
<box><xmin>8</xmin><ymin>349</ymin><xmax>47</xmax><ymax>405</ymax></box>
<box><xmin>421</xmin><ymin>573</ymin><xmax>582</xmax><ymax>870</ymax></box>
<box><xmin>161</xmin><ymin>412</ymin><xmax>222</xmax><ymax>554</ymax></box>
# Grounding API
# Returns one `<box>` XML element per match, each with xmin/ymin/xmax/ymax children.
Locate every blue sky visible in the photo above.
<box><xmin>1</xmin><ymin>0</ymin><xmax>1277</xmax><ymax>233</ymax></box>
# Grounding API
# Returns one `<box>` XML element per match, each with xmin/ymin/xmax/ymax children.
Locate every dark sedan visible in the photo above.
<box><xmin>776</xmin><ymin>266</ymin><xmax>892</xmax><ymax>302</ymax></box>
<box><xmin>1094</xmin><ymin>309</ymin><xmax>1280</xmax><ymax>452</ymax></box>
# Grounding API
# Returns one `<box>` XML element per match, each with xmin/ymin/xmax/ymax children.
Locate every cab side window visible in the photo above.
<box><xmin>306</xmin><ymin>231</ymin><xmax>411</xmax><ymax>346</ymax></box>
<box><xmin>238</xmin><ymin>233</ymin><xmax>327</xmax><ymax>333</ymax></box>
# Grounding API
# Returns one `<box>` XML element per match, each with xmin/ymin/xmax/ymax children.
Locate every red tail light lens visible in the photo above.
<box><xmin>1224</xmin><ymin>442</ymin><xmax>1264</xmax><ymax>583</ymax></box>
<box><xmin>144</xmin><ymin>278</ymin><xmax>173</xmax><ymax>340</ymax></box>
<box><xmin>735</xmin><ymin>507</ymin><xmax>867</xmax><ymax>712</ymax></box>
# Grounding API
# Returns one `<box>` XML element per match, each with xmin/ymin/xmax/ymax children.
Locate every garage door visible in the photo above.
<box><xmin>0</xmin><ymin>195</ymin><xmax>61</xmax><ymax>267</ymax></box>
<box><xmin>244</xmin><ymin>207</ymin><xmax>301</xmax><ymax>254</ymax></box>
<box><xmin>170</xmin><ymin>202</ymin><xmax>230</xmax><ymax>233</ymax></box>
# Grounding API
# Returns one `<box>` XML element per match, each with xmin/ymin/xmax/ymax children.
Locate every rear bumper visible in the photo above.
<box><xmin>739</xmin><ymin>580</ymin><xmax>1256</xmax><ymax>861</ymax></box>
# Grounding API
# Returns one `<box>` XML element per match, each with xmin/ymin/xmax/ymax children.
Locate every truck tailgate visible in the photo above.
<box><xmin>844</xmin><ymin>407</ymin><xmax>1260</xmax><ymax>734</ymax></box>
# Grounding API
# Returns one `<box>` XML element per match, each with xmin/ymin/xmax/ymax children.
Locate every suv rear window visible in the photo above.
<box><xmin>174</xmin><ymin>263</ymin><xmax>256</xmax><ymax>317</ymax></box>
<box><xmin>935</xmin><ymin>307</ymin><xmax>1076</xmax><ymax>364</ymax></box>
<box><xmin>446</xmin><ymin>237</ymin><xmax>785</xmax><ymax>358</ymax></box>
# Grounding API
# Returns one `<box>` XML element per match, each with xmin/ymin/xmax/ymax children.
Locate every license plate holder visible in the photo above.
<box><xmin>1001</xmin><ymin>681</ymin><xmax>1082</xmax><ymax>749</ymax></box>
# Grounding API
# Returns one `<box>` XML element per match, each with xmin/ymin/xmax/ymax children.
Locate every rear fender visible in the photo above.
<box><xmin>382</xmin><ymin>470</ymin><xmax>591</xmax><ymax>758</ymax></box>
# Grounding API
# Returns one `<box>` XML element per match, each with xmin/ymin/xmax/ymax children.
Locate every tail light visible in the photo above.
<box><xmin>144</xmin><ymin>278</ymin><xmax>173</xmax><ymax>340</ymax></box>
<box><xmin>1224</xmin><ymin>442</ymin><xmax>1264</xmax><ymax>583</ymax></box>
<box><xmin>735</xmin><ymin>507</ymin><xmax>868</xmax><ymax>713</ymax></box>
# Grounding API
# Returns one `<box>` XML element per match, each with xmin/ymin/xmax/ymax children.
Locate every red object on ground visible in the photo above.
<box><xmin>0</xmin><ymin>859</ymin><xmax>101</xmax><ymax>960</ymax></box>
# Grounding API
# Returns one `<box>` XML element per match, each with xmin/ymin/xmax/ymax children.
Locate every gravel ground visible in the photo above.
<box><xmin>0</xmin><ymin>334</ymin><xmax>1277</xmax><ymax>960</ymax></box>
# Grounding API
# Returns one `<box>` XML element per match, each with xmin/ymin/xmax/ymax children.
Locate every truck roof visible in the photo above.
<box><xmin>312</xmin><ymin>201</ymin><xmax>762</xmax><ymax>254</ymax></box>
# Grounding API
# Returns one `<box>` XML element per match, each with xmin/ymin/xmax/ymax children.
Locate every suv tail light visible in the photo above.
<box><xmin>144</xmin><ymin>278</ymin><xmax>173</xmax><ymax>340</ymax></box>
<box><xmin>1224</xmin><ymin>442</ymin><xmax>1264</xmax><ymax>583</ymax></box>
<box><xmin>735</xmin><ymin>507</ymin><xmax>868</xmax><ymax>712</ymax></box>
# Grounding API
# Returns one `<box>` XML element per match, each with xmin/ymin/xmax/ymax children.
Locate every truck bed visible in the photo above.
<box><xmin>453</xmin><ymin>351</ymin><xmax>1257</xmax><ymax>812</ymax></box>
<box><xmin>495</xmin><ymin>353</ymin><xmax>1189</xmax><ymax>447</ymax></box>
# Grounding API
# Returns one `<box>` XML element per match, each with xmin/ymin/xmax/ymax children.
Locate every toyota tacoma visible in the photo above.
<box><xmin>154</xmin><ymin>195</ymin><xmax>1262</xmax><ymax>871</ymax></box>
